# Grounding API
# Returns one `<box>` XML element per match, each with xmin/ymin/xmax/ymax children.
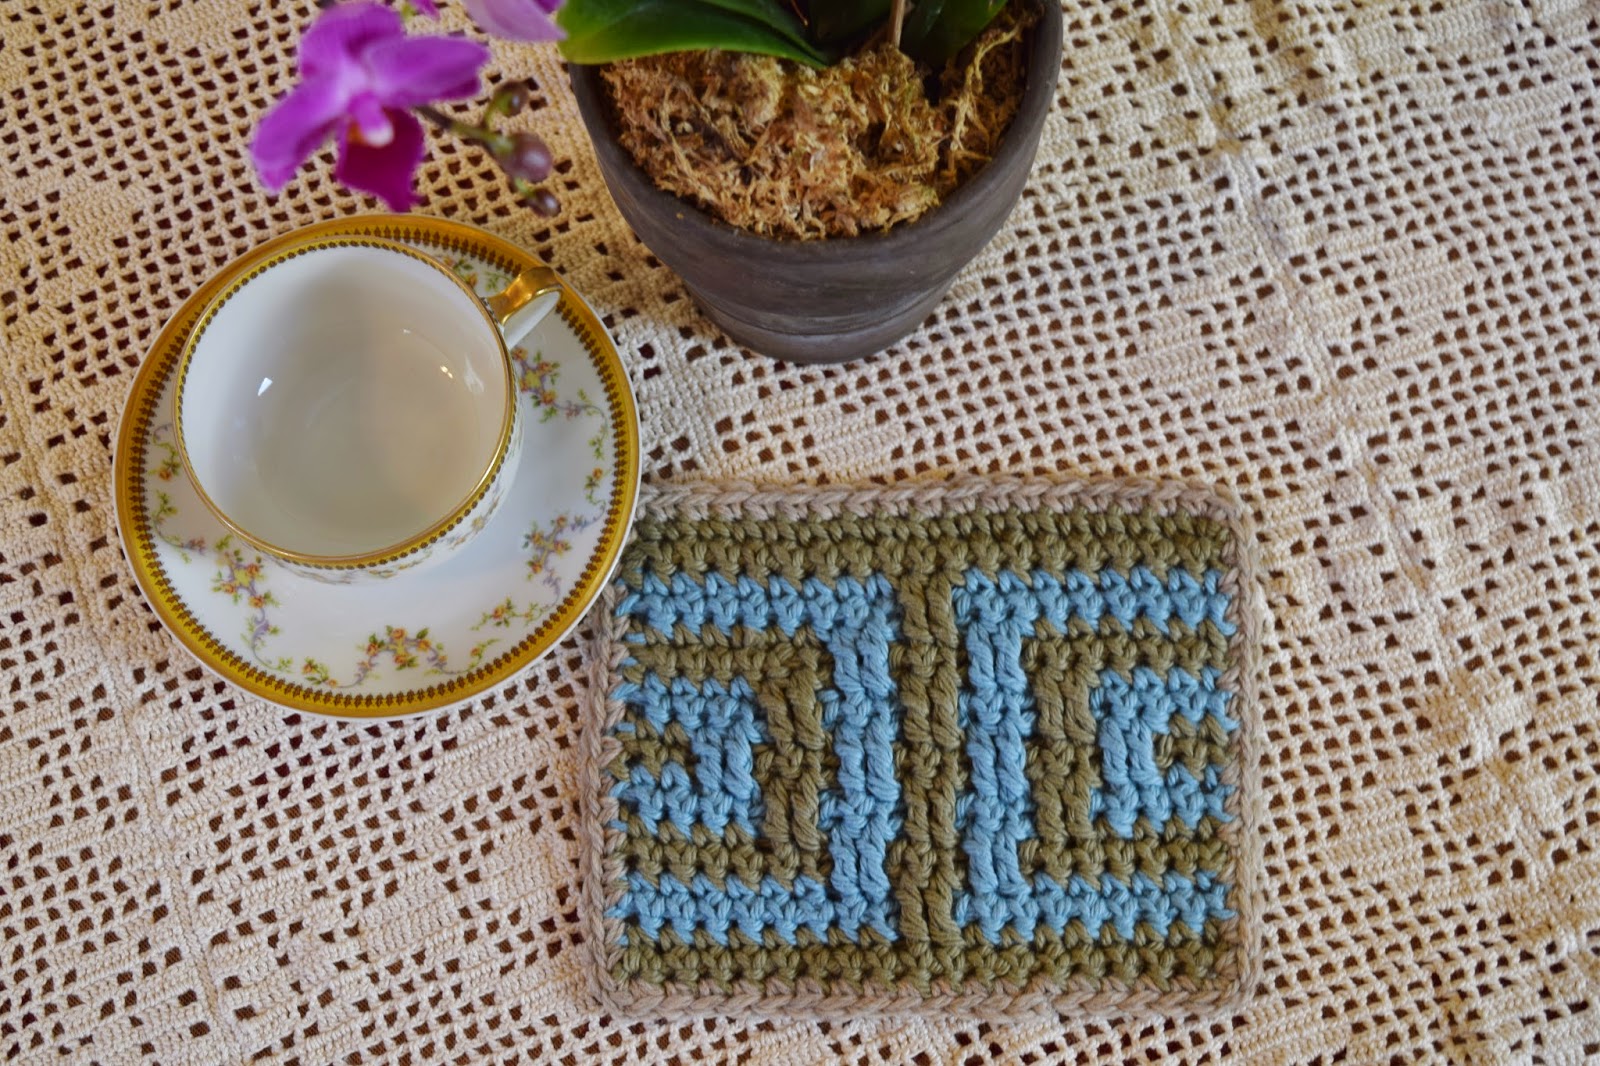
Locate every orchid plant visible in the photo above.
<box><xmin>251</xmin><ymin>0</ymin><xmax>565</xmax><ymax>213</ymax></box>
<box><xmin>252</xmin><ymin>0</ymin><xmax>1009</xmax><ymax>212</ymax></box>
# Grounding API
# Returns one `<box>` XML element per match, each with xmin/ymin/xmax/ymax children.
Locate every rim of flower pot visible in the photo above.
<box><xmin>568</xmin><ymin>0</ymin><xmax>1063</xmax><ymax>264</ymax></box>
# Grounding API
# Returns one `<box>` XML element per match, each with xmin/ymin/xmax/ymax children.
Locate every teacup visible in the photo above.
<box><xmin>174</xmin><ymin>235</ymin><xmax>561</xmax><ymax>583</ymax></box>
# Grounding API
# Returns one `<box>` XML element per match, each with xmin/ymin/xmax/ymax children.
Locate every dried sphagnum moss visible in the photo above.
<box><xmin>601</xmin><ymin>2</ymin><xmax>1037</xmax><ymax>240</ymax></box>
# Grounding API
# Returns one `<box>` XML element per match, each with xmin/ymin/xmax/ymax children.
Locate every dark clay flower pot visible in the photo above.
<box><xmin>567</xmin><ymin>3</ymin><xmax>1063</xmax><ymax>364</ymax></box>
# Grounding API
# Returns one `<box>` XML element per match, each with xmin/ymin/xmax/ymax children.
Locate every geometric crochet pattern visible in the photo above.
<box><xmin>580</xmin><ymin>478</ymin><xmax>1262</xmax><ymax>1018</ymax></box>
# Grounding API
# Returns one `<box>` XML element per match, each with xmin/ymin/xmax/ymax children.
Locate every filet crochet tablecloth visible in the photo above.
<box><xmin>3</xmin><ymin>0</ymin><xmax>1599</xmax><ymax>1062</ymax></box>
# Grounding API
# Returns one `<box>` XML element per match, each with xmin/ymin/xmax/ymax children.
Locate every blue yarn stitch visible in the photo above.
<box><xmin>1089</xmin><ymin>666</ymin><xmax>1236</xmax><ymax>837</ymax></box>
<box><xmin>612</xmin><ymin>674</ymin><xmax>767</xmax><ymax>838</ymax></box>
<box><xmin>611</xmin><ymin>871</ymin><xmax>837</xmax><ymax>946</ymax></box>
<box><xmin>951</xmin><ymin>568</ymin><xmax>1237</xmax><ymax>943</ymax></box>
<box><xmin>972</xmin><ymin>867</ymin><xmax>1236</xmax><ymax>941</ymax></box>
<box><xmin>952</xmin><ymin>564</ymin><xmax>1236</xmax><ymax>637</ymax></box>
<box><xmin>611</xmin><ymin>572</ymin><xmax>904</xmax><ymax>946</ymax></box>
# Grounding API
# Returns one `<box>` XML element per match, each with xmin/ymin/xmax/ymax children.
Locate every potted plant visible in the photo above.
<box><xmin>248</xmin><ymin>0</ymin><xmax>1061</xmax><ymax>364</ymax></box>
<box><xmin>558</xmin><ymin>1</ymin><xmax>1063</xmax><ymax>363</ymax></box>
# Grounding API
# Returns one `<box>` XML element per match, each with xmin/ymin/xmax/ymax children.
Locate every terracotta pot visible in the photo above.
<box><xmin>568</xmin><ymin>3</ymin><xmax>1064</xmax><ymax>364</ymax></box>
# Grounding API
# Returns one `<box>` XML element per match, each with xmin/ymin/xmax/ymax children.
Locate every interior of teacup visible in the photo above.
<box><xmin>176</xmin><ymin>239</ymin><xmax>511</xmax><ymax>562</ymax></box>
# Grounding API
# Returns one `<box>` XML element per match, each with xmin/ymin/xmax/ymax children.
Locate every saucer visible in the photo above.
<box><xmin>113</xmin><ymin>215</ymin><xmax>640</xmax><ymax>718</ymax></box>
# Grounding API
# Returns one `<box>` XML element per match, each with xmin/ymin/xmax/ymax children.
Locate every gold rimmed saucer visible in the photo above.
<box><xmin>113</xmin><ymin>215</ymin><xmax>641</xmax><ymax>718</ymax></box>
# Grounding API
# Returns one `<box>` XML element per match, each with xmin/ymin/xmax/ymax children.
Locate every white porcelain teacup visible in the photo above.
<box><xmin>174</xmin><ymin>235</ymin><xmax>561</xmax><ymax>583</ymax></box>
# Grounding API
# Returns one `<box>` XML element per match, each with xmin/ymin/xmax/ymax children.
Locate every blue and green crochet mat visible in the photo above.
<box><xmin>579</xmin><ymin>479</ymin><xmax>1262</xmax><ymax>1019</ymax></box>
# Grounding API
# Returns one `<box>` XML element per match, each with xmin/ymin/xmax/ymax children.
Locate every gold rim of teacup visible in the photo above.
<box><xmin>172</xmin><ymin>235</ymin><xmax>519</xmax><ymax>571</ymax></box>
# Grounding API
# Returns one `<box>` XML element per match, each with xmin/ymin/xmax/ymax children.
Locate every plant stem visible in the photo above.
<box><xmin>415</xmin><ymin>104</ymin><xmax>511</xmax><ymax>155</ymax></box>
<box><xmin>889</xmin><ymin>0</ymin><xmax>907</xmax><ymax>49</ymax></box>
<box><xmin>416</xmin><ymin>103</ymin><xmax>560</xmax><ymax>216</ymax></box>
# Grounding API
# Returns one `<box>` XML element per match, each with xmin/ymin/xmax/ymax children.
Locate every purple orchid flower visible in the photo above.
<box><xmin>250</xmin><ymin>2</ymin><xmax>490</xmax><ymax>211</ymax></box>
<box><xmin>384</xmin><ymin>0</ymin><xmax>563</xmax><ymax>41</ymax></box>
<box><xmin>461</xmin><ymin>0</ymin><xmax>564</xmax><ymax>43</ymax></box>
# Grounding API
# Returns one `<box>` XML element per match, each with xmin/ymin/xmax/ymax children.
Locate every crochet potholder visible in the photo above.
<box><xmin>580</xmin><ymin>478</ymin><xmax>1263</xmax><ymax>1019</ymax></box>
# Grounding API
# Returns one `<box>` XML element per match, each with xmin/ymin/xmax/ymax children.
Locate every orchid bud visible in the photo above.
<box><xmin>497</xmin><ymin>83</ymin><xmax>531</xmax><ymax>117</ymax></box>
<box><xmin>499</xmin><ymin>132</ymin><xmax>553</xmax><ymax>183</ymax></box>
<box><xmin>520</xmin><ymin>186</ymin><xmax>560</xmax><ymax>217</ymax></box>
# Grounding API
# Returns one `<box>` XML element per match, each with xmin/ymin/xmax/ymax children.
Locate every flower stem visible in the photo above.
<box><xmin>415</xmin><ymin>104</ymin><xmax>511</xmax><ymax>155</ymax></box>
<box><xmin>415</xmin><ymin>103</ymin><xmax>560</xmax><ymax>216</ymax></box>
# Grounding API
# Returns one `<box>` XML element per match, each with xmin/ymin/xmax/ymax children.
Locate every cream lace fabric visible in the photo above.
<box><xmin>4</xmin><ymin>0</ymin><xmax>1599</xmax><ymax>1061</ymax></box>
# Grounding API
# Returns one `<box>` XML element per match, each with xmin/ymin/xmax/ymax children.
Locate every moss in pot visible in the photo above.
<box><xmin>559</xmin><ymin>0</ymin><xmax>1063</xmax><ymax>364</ymax></box>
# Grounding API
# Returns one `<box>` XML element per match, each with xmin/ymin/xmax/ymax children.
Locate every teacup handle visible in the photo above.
<box><xmin>484</xmin><ymin>266</ymin><xmax>563</xmax><ymax>348</ymax></box>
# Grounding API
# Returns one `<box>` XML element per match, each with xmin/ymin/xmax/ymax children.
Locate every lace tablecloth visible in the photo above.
<box><xmin>4</xmin><ymin>0</ymin><xmax>1599</xmax><ymax>1061</ymax></box>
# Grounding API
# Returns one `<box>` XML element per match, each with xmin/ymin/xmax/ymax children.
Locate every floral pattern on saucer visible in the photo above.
<box><xmin>115</xmin><ymin>217</ymin><xmax>639</xmax><ymax>717</ymax></box>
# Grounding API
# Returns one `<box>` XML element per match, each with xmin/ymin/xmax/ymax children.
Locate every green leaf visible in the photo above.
<box><xmin>694</xmin><ymin>0</ymin><xmax>817</xmax><ymax>52</ymax></box>
<box><xmin>807</xmin><ymin>0</ymin><xmax>890</xmax><ymax>45</ymax></box>
<box><xmin>901</xmin><ymin>0</ymin><xmax>1007</xmax><ymax>67</ymax></box>
<box><xmin>558</xmin><ymin>0</ymin><xmax>829</xmax><ymax>67</ymax></box>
